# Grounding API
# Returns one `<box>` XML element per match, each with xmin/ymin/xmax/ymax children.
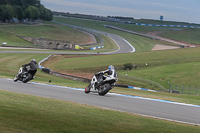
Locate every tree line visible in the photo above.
<box><xmin>0</xmin><ymin>0</ymin><xmax>52</xmax><ymax>22</ymax></box>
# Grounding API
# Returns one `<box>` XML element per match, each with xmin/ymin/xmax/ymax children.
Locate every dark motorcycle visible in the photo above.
<box><xmin>14</xmin><ymin>66</ymin><xmax>34</xmax><ymax>83</ymax></box>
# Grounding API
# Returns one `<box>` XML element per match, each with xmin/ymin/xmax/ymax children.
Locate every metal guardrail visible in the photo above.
<box><xmin>168</xmin><ymin>83</ymin><xmax>200</xmax><ymax>95</ymax></box>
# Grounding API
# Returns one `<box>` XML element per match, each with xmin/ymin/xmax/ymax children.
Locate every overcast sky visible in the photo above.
<box><xmin>41</xmin><ymin>0</ymin><xmax>200</xmax><ymax>24</ymax></box>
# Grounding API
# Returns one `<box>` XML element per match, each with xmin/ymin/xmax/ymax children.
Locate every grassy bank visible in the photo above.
<box><xmin>0</xmin><ymin>25</ymin><xmax>92</xmax><ymax>44</ymax></box>
<box><xmin>160</xmin><ymin>28</ymin><xmax>200</xmax><ymax>45</ymax></box>
<box><xmin>0</xmin><ymin>90</ymin><xmax>200</xmax><ymax>133</ymax></box>
<box><xmin>0</xmin><ymin>30</ymin><xmax>34</xmax><ymax>47</ymax></box>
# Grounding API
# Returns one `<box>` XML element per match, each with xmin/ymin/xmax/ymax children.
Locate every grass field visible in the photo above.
<box><xmin>1</xmin><ymin>90</ymin><xmax>200</xmax><ymax>133</ymax></box>
<box><xmin>0</xmin><ymin>30</ymin><xmax>34</xmax><ymax>47</ymax></box>
<box><xmin>160</xmin><ymin>28</ymin><xmax>200</xmax><ymax>45</ymax></box>
<box><xmin>0</xmin><ymin>25</ymin><xmax>92</xmax><ymax>44</ymax></box>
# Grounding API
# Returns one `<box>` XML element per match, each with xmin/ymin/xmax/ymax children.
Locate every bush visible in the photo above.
<box><xmin>123</xmin><ymin>63</ymin><xmax>133</xmax><ymax>70</ymax></box>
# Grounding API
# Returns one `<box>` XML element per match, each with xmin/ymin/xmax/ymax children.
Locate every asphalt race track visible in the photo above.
<box><xmin>0</xmin><ymin>78</ymin><xmax>200</xmax><ymax>125</ymax></box>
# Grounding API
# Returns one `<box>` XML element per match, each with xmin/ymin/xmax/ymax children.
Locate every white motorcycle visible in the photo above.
<box><xmin>85</xmin><ymin>72</ymin><xmax>118</xmax><ymax>96</ymax></box>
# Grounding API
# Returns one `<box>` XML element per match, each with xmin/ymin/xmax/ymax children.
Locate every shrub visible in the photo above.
<box><xmin>123</xmin><ymin>63</ymin><xmax>133</xmax><ymax>70</ymax></box>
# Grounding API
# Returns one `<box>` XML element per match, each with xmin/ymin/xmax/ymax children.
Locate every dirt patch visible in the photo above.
<box><xmin>152</xmin><ymin>45</ymin><xmax>180</xmax><ymax>51</ymax></box>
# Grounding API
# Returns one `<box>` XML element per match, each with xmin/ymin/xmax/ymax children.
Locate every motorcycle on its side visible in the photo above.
<box><xmin>14</xmin><ymin>66</ymin><xmax>34</xmax><ymax>83</ymax></box>
<box><xmin>85</xmin><ymin>73</ymin><xmax>118</xmax><ymax>96</ymax></box>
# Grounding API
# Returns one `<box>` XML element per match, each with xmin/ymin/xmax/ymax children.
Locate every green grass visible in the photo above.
<box><xmin>0</xmin><ymin>23</ymin><xmax>119</xmax><ymax>53</ymax></box>
<box><xmin>160</xmin><ymin>28</ymin><xmax>200</xmax><ymax>45</ymax></box>
<box><xmin>45</xmin><ymin>47</ymin><xmax>200</xmax><ymax>70</ymax></box>
<box><xmin>0</xmin><ymin>25</ymin><xmax>92</xmax><ymax>44</ymax></box>
<box><xmin>1</xmin><ymin>90</ymin><xmax>200</xmax><ymax>133</ymax></box>
<box><xmin>0</xmin><ymin>30</ymin><xmax>34</xmax><ymax>47</ymax></box>
<box><xmin>119</xmin><ymin>62</ymin><xmax>200</xmax><ymax>90</ymax></box>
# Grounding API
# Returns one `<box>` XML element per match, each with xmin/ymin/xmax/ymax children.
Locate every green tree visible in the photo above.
<box><xmin>25</xmin><ymin>6</ymin><xmax>39</xmax><ymax>20</ymax></box>
<box><xmin>0</xmin><ymin>0</ymin><xmax>52</xmax><ymax>22</ymax></box>
<box><xmin>0</xmin><ymin>0</ymin><xmax>10</xmax><ymax>5</ymax></box>
<box><xmin>0</xmin><ymin>5</ymin><xmax>14</xmax><ymax>22</ymax></box>
<box><xmin>39</xmin><ymin>6</ymin><xmax>53</xmax><ymax>21</ymax></box>
<box><xmin>13</xmin><ymin>6</ymin><xmax>24</xmax><ymax>20</ymax></box>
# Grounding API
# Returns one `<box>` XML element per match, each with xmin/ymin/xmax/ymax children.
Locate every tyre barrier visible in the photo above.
<box><xmin>91</xmin><ymin>46</ymin><xmax>104</xmax><ymax>50</ymax></box>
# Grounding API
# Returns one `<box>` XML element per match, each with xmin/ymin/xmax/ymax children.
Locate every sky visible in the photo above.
<box><xmin>41</xmin><ymin>0</ymin><xmax>200</xmax><ymax>24</ymax></box>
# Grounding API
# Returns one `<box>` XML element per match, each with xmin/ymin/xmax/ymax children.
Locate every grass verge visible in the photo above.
<box><xmin>0</xmin><ymin>90</ymin><xmax>200</xmax><ymax>133</ymax></box>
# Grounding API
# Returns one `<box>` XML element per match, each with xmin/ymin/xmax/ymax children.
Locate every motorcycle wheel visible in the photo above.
<box><xmin>13</xmin><ymin>76</ymin><xmax>18</xmax><ymax>82</ymax></box>
<box><xmin>23</xmin><ymin>74</ymin><xmax>31</xmax><ymax>83</ymax></box>
<box><xmin>98</xmin><ymin>83</ymin><xmax>111</xmax><ymax>96</ymax></box>
<box><xmin>85</xmin><ymin>84</ymin><xmax>91</xmax><ymax>93</ymax></box>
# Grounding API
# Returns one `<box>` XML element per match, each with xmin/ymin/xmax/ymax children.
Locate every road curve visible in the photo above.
<box><xmin>53</xmin><ymin>21</ymin><xmax>135</xmax><ymax>54</ymax></box>
<box><xmin>1</xmin><ymin>78</ymin><xmax>200</xmax><ymax>125</ymax></box>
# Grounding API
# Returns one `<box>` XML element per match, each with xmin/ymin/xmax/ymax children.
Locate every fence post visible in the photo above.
<box><xmin>168</xmin><ymin>82</ymin><xmax>171</xmax><ymax>93</ymax></box>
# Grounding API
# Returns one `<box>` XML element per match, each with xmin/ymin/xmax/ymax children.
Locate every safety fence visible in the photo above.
<box><xmin>136</xmin><ymin>23</ymin><xmax>200</xmax><ymax>28</ymax></box>
<box><xmin>119</xmin><ymin>74</ymin><xmax>200</xmax><ymax>95</ymax></box>
<box><xmin>168</xmin><ymin>83</ymin><xmax>200</xmax><ymax>95</ymax></box>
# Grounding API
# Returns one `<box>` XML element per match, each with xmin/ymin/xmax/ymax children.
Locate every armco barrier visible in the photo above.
<box><xmin>136</xmin><ymin>23</ymin><xmax>200</xmax><ymax>28</ymax></box>
<box><xmin>38</xmin><ymin>55</ymin><xmax>90</xmax><ymax>83</ymax></box>
<box><xmin>38</xmin><ymin>55</ymin><xmax>52</xmax><ymax>70</ymax></box>
<box><xmin>128</xmin><ymin>86</ymin><xmax>159</xmax><ymax>92</ymax></box>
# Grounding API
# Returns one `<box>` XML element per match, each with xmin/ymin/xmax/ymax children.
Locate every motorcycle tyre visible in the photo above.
<box><xmin>13</xmin><ymin>76</ymin><xmax>18</xmax><ymax>82</ymax></box>
<box><xmin>98</xmin><ymin>83</ymin><xmax>111</xmax><ymax>96</ymax></box>
<box><xmin>85</xmin><ymin>84</ymin><xmax>91</xmax><ymax>93</ymax></box>
<box><xmin>23</xmin><ymin>74</ymin><xmax>31</xmax><ymax>83</ymax></box>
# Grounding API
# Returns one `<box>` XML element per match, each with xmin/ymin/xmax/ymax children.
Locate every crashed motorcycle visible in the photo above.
<box><xmin>85</xmin><ymin>72</ymin><xmax>118</xmax><ymax>96</ymax></box>
<box><xmin>13</xmin><ymin>66</ymin><xmax>34</xmax><ymax>83</ymax></box>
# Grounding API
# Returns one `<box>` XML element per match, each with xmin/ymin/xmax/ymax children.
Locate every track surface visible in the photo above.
<box><xmin>0</xmin><ymin>78</ymin><xmax>200</xmax><ymax>125</ymax></box>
